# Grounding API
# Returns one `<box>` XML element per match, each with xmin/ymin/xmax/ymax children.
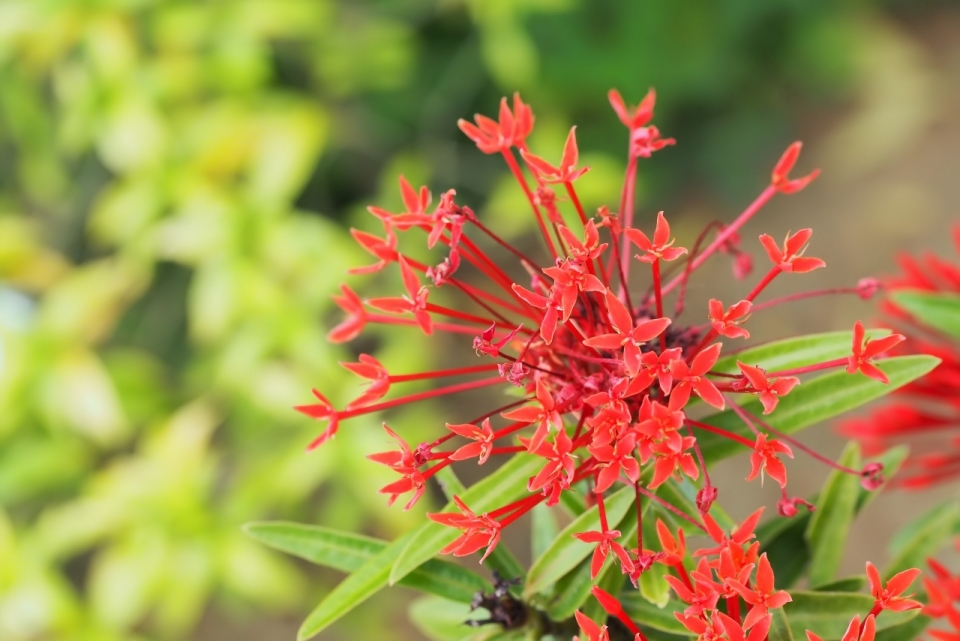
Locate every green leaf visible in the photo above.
<box><xmin>524</xmin><ymin>485</ymin><xmax>635</xmax><ymax>598</ymax></box>
<box><xmin>698</xmin><ymin>356</ymin><xmax>939</xmax><ymax>463</ymax></box>
<box><xmin>390</xmin><ymin>453</ymin><xmax>543</xmax><ymax>587</ymax></box>
<box><xmin>783</xmin><ymin>591</ymin><xmax>919</xmax><ymax>640</ymax></box>
<box><xmin>619</xmin><ymin>592</ymin><xmax>690</xmax><ymax>635</ymax></box>
<box><xmin>713</xmin><ymin>330</ymin><xmax>885</xmax><ymax>375</ymax></box>
<box><xmin>813</xmin><ymin>576</ymin><xmax>866</xmax><ymax>593</ymax></box>
<box><xmin>244</xmin><ymin>522</ymin><xmax>487</xmax><ymax>604</ymax></box>
<box><xmin>874</xmin><ymin>613</ymin><xmax>934</xmax><ymax>641</ymax></box>
<box><xmin>890</xmin><ymin>290</ymin><xmax>960</xmax><ymax>339</ymax></box>
<box><xmin>292</xmin><ymin>525</ymin><xmax>486</xmax><ymax>641</ymax></box>
<box><xmin>760</xmin><ymin>515</ymin><xmax>810</xmax><ymax>589</ymax></box>
<box><xmin>409</xmin><ymin>596</ymin><xmax>495</xmax><ymax>641</ymax></box>
<box><xmin>559</xmin><ymin>489</ymin><xmax>586</xmax><ymax>517</ymax></box>
<box><xmin>887</xmin><ymin>502</ymin><xmax>960</xmax><ymax>578</ymax></box>
<box><xmin>769</xmin><ymin>606</ymin><xmax>795</xmax><ymax>641</ymax></box>
<box><xmin>805</xmin><ymin>443</ymin><xmax>861</xmax><ymax>587</ymax></box>
<box><xmin>531</xmin><ymin>503</ymin><xmax>559</xmax><ymax>562</ymax></box>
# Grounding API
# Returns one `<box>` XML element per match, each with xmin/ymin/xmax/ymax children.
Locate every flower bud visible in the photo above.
<box><xmin>861</xmin><ymin>462</ymin><xmax>885</xmax><ymax>490</ymax></box>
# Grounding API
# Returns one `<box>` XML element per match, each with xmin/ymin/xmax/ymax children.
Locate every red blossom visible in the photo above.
<box><xmin>522</xmin><ymin>126</ymin><xmax>590</xmax><ymax>183</ymax></box>
<box><xmin>473</xmin><ymin>323</ymin><xmax>521</xmax><ymax>358</ymax></box>
<box><xmin>502</xmin><ymin>379</ymin><xmax>564</xmax><ymax>452</ymax></box>
<box><xmin>328</xmin><ymin>284</ymin><xmax>368</xmax><ymax>344</ymax></box>
<box><xmin>847</xmin><ymin>321</ymin><xmax>905</xmax><ymax>384</ymax></box>
<box><xmin>458</xmin><ymin>93</ymin><xmax>533</xmax><ymax>154</ymax></box>
<box><xmin>559</xmin><ymin>220</ymin><xmax>607</xmax><ymax>262</ymax></box>
<box><xmin>574</xmin><ymin>611</ymin><xmax>611</xmax><ymax>641</ymax></box>
<box><xmin>736</xmin><ymin>362</ymin><xmax>800</xmax><ymax>414</ymax></box>
<box><xmin>669</xmin><ymin>343</ymin><xmax>725</xmax><ymax>410</ymax></box>
<box><xmin>295</xmin><ymin>388</ymin><xmax>339</xmax><ymax>447</ymax></box>
<box><xmin>729</xmin><ymin>553</ymin><xmax>793</xmax><ymax>629</ymax></box>
<box><xmin>807</xmin><ymin>614</ymin><xmax>876</xmax><ymax>641</ymax></box>
<box><xmin>589</xmin><ymin>432</ymin><xmax>641</xmax><ymax>492</ymax></box>
<box><xmin>759</xmin><ymin>228</ymin><xmax>826</xmax><ymax>274</ymax></box>
<box><xmin>626</xmin><ymin>211</ymin><xmax>688</xmax><ymax>263</ymax></box>
<box><xmin>367</xmin><ymin>423</ymin><xmax>425</xmax><ymax>509</ymax></box>
<box><xmin>446</xmin><ymin>418</ymin><xmax>496</xmax><ymax>465</ymax></box>
<box><xmin>367</xmin><ymin>257</ymin><xmax>432</xmax><ymax>335</ymax></box>
<box><xmin>709</xmin><ymin>299</ymin><xmax>753</xmax><ymax>339</ymax></box>
<box><xmin>523</xmin><ymin>428</ymin><xmax>577</xmax><ymax>497</ymax></box>
<box><xmin>747</xmin><ymin>433</ymin><xmax>794</xmax><ymax>488</ymax></box>
<box><xmin>583</xmin><ymin>289</ymin><xmax>671</xmax><ymax>376</ymax></box>
<box><xmin>866</xmin><ymin>562</ymin><xmax>923</xmax><ymax>613</ymax></box>
<box><xmin>635</xmin><ymin>397</ymin><xmax>686</xmax><ymax>454</ymax></box>
<box><xmin>650</xmin><ymin>436</ymin><xmax>699</xmax><ymax>488</ymax></box>
<box><xmin>348</xmin><ymin>227</ymin><xmax>398</xmax><ymax>274</ymax></box>
<box><xmin>341</xmin><ymin>354</ymin><xmax>390</xmax><ymax>410</ymax></box>
<box><xmin>698</xmin><ymin>507</ymin><xmax>764</xmax><ymax>558</ymax></box>
<box><xmin>573</xmin><ymin>527</ymin><xmax>635</xmax><ymax>579</ymax></box>
<box><xmin>428</xmin><ymin>496</ymin><xmax>502</xmax><ymax>562</ymax></box>
<box><xmin>771</xmin><ymin>141</ymin><xmax>820</xmax><ymax>194</ymax></box>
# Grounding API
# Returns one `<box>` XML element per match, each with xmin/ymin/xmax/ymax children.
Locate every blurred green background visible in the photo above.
<box><xmin>1</xmin><ymin>1</ymin><xmax>958</xmax><ymax>640</ymax></box>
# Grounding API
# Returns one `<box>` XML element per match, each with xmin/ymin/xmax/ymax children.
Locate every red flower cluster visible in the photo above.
<box><xmin>574</xmin><ymin>517</ymin><xmax>920</xmax><ymax>641</ymax></box>
<box><xmin>841</xmin><ymin>229</ymin><xmax>960</xmax><ymax>488</ymax></box>
<box><xmin>299</xmin><ymin>89</ymin><xmax>900</xmax><ymax>566</ymax></box>
<box><xmin>924</xmin><ymin>545</ymin><xmax>960</xmax><ymax>641</ymax></box>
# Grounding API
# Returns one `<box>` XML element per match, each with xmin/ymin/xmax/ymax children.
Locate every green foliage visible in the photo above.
<box><xmin>806</xmin><ymin>443</ymin><xmax>861</xmax><ymax>587</ymax></box>
<box><xmin>890</xmin><ymin>291</ymin><xmax>960</xmax><ymax>339</ymax></box>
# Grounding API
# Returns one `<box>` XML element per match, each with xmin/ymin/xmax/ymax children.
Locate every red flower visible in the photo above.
<box><xmin>729</xmin><ymin>553</ymin><xmax>793</xmax><ymax>629</ymax></box>
<box><xmin>305</xmin><ymin>90</ymin><xmax>890</xmax><ymax>574</ymax></box>
<box><xmin>846</xmin><ymin>320</ymin><xmax>905</xmax><ymax>384</ymax></box>
<box><xmin>428</xmin><ymin>496</ymin><xmax>502</xmax><ymax>562</ymax></box>
<box><xmin>709</xmin><ymin>299</ymin><xmax>753</xmax><ymax>339</ymax></box>
<box><xmin>839</xmin><ymin>230</ymin><xmax>960</xmax><ymax>488</ymax></box>
<box><xmin>669</xmin><ymin>343</ymin><xmax>725</xmax><ymax>410</ymax></box>
<box><xmin>502</xmin><ymin>379</ymin><xmax>563</xmax><ymax>452</ymax></box>
<box><xmin>736</xmin><ymin>362</ymin><xmax>800</xmax><ymax>414</ymax></box>
<box><xmin>771</xmin><ymin>141</ymin><xmax>820</xmax><ymax>194</ymax></box>
<box><xmin>446</xmin><ymin>418</ymin><xmax>496</xmax><ymax>465</ymax></box>
<box><xmin>866</xmin><ymin>561</ymin><xmax>922</xmax><ymax>613</ymax></box>
<box><xmin>625</xmin><ymin>211</ymin><xmax>688</xmax><ymax>263</ymax></box>
<box><xmin>655</xmin><ymin>518</ymin><xmax>686</xmax><ymax>566</ymax></box>
<box><xmin>574</xmin><ymin>611</ymin><xmax>611</xmax><ymax>641</ymax></box>
<box><xmin>583</xmin><ymin>289</ymin><xmax>671</xmax><ymax>375</ymax></box>
<box><xmin>573</xmin><ymin>527</ymin><xmax>635</xmax><ymax>579</ymax></box>
<box><xmin>759</xmin><ymin>228</ymin><xmax>826</xmax><ymax>274</ymax></box>
<box><xmin>650</xmin><ymin>436</ymin><xmax>699</xmax><ymax>488</ymax></box>
<box><xmin>522</xmin><ymin>126</ymin><xmax>589</xmax><ymax>183</ymax></box>
<box><xmin>367</xmin><ymin>424</ymin><xmax>425</xmax><ymax>510</ymax></box>
<box><xmin>807</xmin><ymin>614</ymin><xmax>876</xmax><ymax>641</ymax></box>
<box><xmin>746</xmin><ymin>433</ymin><xmax>793</xmax><ymax>488</ymax></box>
<box><xmin>328</xmin><ymin>285</ymin><xmax>366</xmax><ymax>343</ymax></box>
<box><xmin>341</xmin><ymin>354</ymin><xmax>390</xmax><ymax>409</ymax></box>
<box><xmin>458</xmin><ymin>93</ymin><xmax>533</xmax><ymax>154</ymax></box>
<box><xmin>367</xmin><ymin>257</ymin><xmax>432</xmax><ymax>335</ymax></box>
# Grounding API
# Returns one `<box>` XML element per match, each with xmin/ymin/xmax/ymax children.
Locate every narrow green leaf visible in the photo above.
<box><xmin>531</xmin><ymin>504</ymin><xmax>559</xmax><ymax>562</ymax></box>
<box><xmin>813</xmin><ymin>576</ymin><xmax>866</xmax><ymax>593</ymax></box>
<box><xmin>769</xmin><ymin>606</ymin><xmax>795</xmax><ymax>641</ymax></box>
<box><xmin>890</xmin><ymin>290</ymin><xmax>960</xmax><ymax>339</ymax></box>
<box><xmin>874</xmin><ymin>613</ymin><xmax>934</xmax><ymax>641</ymax></box>
<box><xmin>524</xmin><ymin>485</ymin><xmax>635</xmax><ymax>598</ymax></box>
<box><xmin>409</xmin><ymin>596</ymin><xmax>494</xmax><ymax>641</ymax></box>
<box><xmin>887</xmin><ymin>502</ymin><xmax>960</xmax><ymax>577</ymax></box>
<box><xmin>806</xmin><ymin>443</ymin><xmax>861</xmax><ymax>587</ymax></box>
<box><xmin>244</xmin><ymin>521</ymin><xmax>486</xmax><ymax>602</ymax></box>
<box><xmin>783</xmin><ymin>591</ymin><xmax>918</xmax><ymax>640</ymax></box>
<box><xmin>760</xmin><ymin>515</ymin><xmax>810</xmax><ymax>589</ymax></box>
<box><xmin>559</xmin><ymin>489</ymin><xmax>586</xmax><ymax>517</ymax></box>
<box><xmin>619</xmin><ymin>592</ymin><xmax>690</xmax><ymax>635</ymax></box>
<box><xmin>713</xmin><ymin>330</ymin><xmax>885</xmax><ymax>375</ymax></box>
<box><xmin>698</xmin><ymin>356</ymin><xmax>939</xmax><ymax>463</ymax></box>
<box><xmin>390</xmin><ymin>453</ymin><xmax>543</xmax><ymax>587</ymax></box>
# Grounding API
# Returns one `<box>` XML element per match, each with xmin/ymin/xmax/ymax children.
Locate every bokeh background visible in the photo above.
<box><xmin>0</xmin><ymin>1</ymin><xmax>958</xmax><ymax>640</ymax></box>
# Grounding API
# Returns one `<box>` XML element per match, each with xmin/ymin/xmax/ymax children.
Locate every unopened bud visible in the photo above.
<box><xmin>861</xmin><ymin>462</ymin><xmax>885</xmax><ymax>491</ymax></box>
<box><xmin>696</xmin><ymin>485</ymin><xmax>718</xmax><ymax>515</ymax></box>
<box><xmin>733</xmin><ymin>253</ymin><xmax>754</xmax><ymax>281</ymax></box>
<box><xmin>856</xmin><ymin>277</ymin><xmax>882</xmax><ymax>300</ymax></box>
<box><xmin>778</xmin><ymin>496</ymin><xmax>815</xmax><ymax>518</ymax></box>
